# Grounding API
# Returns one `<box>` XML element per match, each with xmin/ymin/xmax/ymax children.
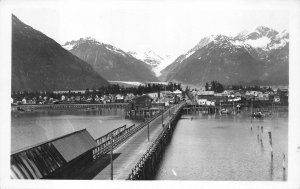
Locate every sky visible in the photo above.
<box><xmin>11</xmin><ymin>0</ymin><xmax>290</xmax><ymax>58</ymax></box>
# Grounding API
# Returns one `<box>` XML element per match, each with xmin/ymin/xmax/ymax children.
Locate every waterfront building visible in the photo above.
<box><xmin>197</xmin><ymin>91</ymin><xmax>214</xmax><ymax>101</ymax></box>
<box><xmin>115</xmin><ymin>94</ymin><xmax>125</xmax><ymax>103</ymax></box>
<box><xmin>131</xmin><ymin>95</ymin><xmax>152</xmax><ymax>110</ymax></box>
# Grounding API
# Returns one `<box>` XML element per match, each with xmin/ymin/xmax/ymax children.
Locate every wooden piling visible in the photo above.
<box><xmin>268</xmin><ymin>131</ymin><xmax>273</xmax><ymax>159</ymax></box>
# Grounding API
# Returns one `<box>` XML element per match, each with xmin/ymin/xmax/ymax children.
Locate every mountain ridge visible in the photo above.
<box><xmin>161</xmin><ymin>26</ymin><xmax>289</xmax><ymax>86</ymax></box>
<box><xmin>63</xmin><ymin>38</ymin><xmax>158</xmax><ymax>82</ymax></box>
<box><xmin>12</xmin><ymin>15</ymin><xmax>109</xmax><ymax>92</ymax></box>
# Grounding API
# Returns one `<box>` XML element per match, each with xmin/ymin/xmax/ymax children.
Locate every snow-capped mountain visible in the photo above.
<box><xmin>232</xmin><ymin>26</ymin><xmax>289</xmax><ymax>50</ymax></box>
<box><xmin>63</xmin><ymin>37</ymin><xmax>128</xmax><ymax>57</ymax></box>
<box><xmin>62</xmin><ymin>38</ymin><xmax>158</xmax><ymax>82</ymax></box>
<box><xmin>161</xmin><ymin>26</ymin><xmax>289</xmax><ymax>85</ymax></box>
<box><xmin>128</xmin><ymin>50</ymin><xmax>175</xmax><ymax>77</ymax></box>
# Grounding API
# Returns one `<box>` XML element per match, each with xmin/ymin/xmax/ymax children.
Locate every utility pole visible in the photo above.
<box><xmin>162</xmin><ymin>85</ymin><xmax>166</xmax><ymax>128</ymax></box>
<box><xmin>110</xmin><ymin>133</ymin><xmax>114</xmax><ymax>180</ymax></box>
<box><xmin>162</xmin><ymin>106</ymin><xmax>164</xmax><ymax>128</ymax></box>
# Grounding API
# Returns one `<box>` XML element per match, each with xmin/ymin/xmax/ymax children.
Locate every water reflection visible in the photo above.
<box><xmin>11</xmin><ymin>108</ymin><xmax>139</xmax><ymax>152</ymax></box>
<box><xmin>155</xmin><ymin>111</ymin><xmax>288</xmax><ymax>181</ymax></box>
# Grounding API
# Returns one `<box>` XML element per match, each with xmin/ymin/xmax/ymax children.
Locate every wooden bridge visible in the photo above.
<box><xmin>10</xmin><ymin>102</ymin><xmax>185</xmax><ymax>180</ymax></box>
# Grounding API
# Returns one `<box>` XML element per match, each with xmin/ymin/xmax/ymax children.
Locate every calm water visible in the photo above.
<box><xmin>155</xmin><ymin>111</ymin><xmax>288</xmax><ymax>181</ymax></box>
<box><xmin>11</xmin><ymin>108</ymin><xmax>139</xmax><ymax>153</ymax></box>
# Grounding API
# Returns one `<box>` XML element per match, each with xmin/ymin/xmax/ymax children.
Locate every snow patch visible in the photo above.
<box><xmin>185</xmin><ymin>50</ymin><xmax>195</xmax><ymax>59</ymax></box>
<box><xmin>153</xmin><ymin>55</ymin><xmax>176</xmax><ymax>76</ymax></box>
<box><xmin>63</xmin><ymin>44</ymin><xmax>76</xmax><ymax>50</ymax></box>
<box><xmin>244</xmin><ymin>37</ymin><xmax>270</xmax><ymax>48</ymax></box>
<box><xmin>269</xmin><ymin>40</ymin><xmax>288</xmax><ymax>49</ymax></box>
<box><xmin>105</xmin><ymin>46</ymin><xmax>126</xmax><ymax>57</ymax></box>
<box><xmin>129</xmin><ymin>50</ymin><xmax>176</xmax><ymax>77</ymax></box>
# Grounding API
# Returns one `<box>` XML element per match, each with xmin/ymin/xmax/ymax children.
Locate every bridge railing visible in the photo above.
<box><xmin>127</xmin><ymin>102</ymin><xmax>186</xmax><ymax>180</ymax></box>
<box><xmin>95</xmin><ymin>125</ymin><xmax>127</xmax><ymax>145</ymax></box>
<box><xmin>92</xmin><ymin>106</ymin><xmax>171</xmax><ymax>160</ymax></box>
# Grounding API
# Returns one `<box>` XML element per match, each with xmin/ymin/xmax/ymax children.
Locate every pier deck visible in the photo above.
<box><xmin>93</xmin><ymin>104</ymin><xmax>182</xmax><ymax>180</ymax></box>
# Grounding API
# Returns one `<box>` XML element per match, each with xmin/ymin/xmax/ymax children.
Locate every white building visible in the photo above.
<box><xmin>21</xmin><ymin>98</ymin><xmax>27</xmax><ymax>104</ymax></box>
<box><xmin>172</xmin><ymin>89</ymin><xmax>182</xmax><ymax>96</ymax></box>
<box><xmin>147</xmin><ymin>92</ymin><xmax>159</xmax><ymax>99</ymax></box>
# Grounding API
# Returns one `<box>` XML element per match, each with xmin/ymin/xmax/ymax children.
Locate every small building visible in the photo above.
<box><xmin>115</xmin><ymin>94</ymin><xmax>125</xmax><ymax>103</ymax></box>
<box><xmin>172</xmin><ymin>89</ymin><xmax>182</xmax><ymax>97</ymax></box>
<box><xmin>222</xmin><ymin>90</ymin><xmax>234</xmax><ymax>96</ymax></box>
<box><xmin>124</xmin><ymin>93</ymin><xmax>135</xmax><ymax>103</ymax></box>
<box><xmin>234</xmin><ymin>92</ymin><xmax>242</xmax><ymax>98</ymax></box>
<box><xmin>147</xmin><ymin>92</ymin><xmax>159</xmax><ymax>99</ymax></box>
<box><xmin>198</xmin><ymin>99</ymin><xmax>207</xmax><ymax>106</ymax></box>
<box><xmin>21</xmin><ymin>98</ymin><xmax>27</xmax><ymax>104</ymax></box>
<box><xmin>131</xmin><ymin>95</ymin><xmax>152</xmax><ymax>110</ymax></box>
<box><xmin>197</xmin><ymin>91</ymin><xmax>215</xmax><ymax>101</ymax></box>
<box><xmin>206</xmin><ymin>100</ymin><xmax>215</xmax><ymax>106</ymax></box>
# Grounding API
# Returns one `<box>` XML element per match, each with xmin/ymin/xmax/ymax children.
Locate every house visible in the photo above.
<box><xmin>222</xmin><ymin>90</ymin><xmax>234</xmax><ymax>96</ymax></box>
<box><xmin>256</xmin><ymin>91</ymin><xmax>263</xmax><ymax>97</ymax></box>
<box><xmin>124</xmin><ymin>93</ymin><xmax>135</xmax><ymax>103</ymax></box>
<box><xmin>234</xmin><ymin>92</ymin><xmax>242</xmax><ymax>98</ymax></box>
<box><xmin>21</xmin><ymin>98</ymin><xmax>27</xmax><ymax>104</ymax></box>
<box><xmin>115</xmin><ymin>94</ymin><xmax>125</xmax><ymax>103</ymax></box>
<box><xmin>103</xmin><ymin>95</ymin><xmax>111</xmax><ymax>103</ymax></box>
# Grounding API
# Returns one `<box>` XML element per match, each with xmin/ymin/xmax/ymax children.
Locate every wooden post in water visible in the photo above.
<box><xmin>110</xmin><ymin>133</ymin><xmax>114</xmax><ymax>180</ymax></box>
<box><xmin>268</xmin><ymin>131</ymin><xmax>273</xmax><ymax>159</ymax></box>
<box><xmin>282</xmin><ymin>152</ymin><xmax>286</xmax><ymax>180</ymax></box>
<box><xmin>147</xmin><ymin>121</ymin><xmax>150</xmax><ymax>142</ymax></box>
<box><xmin>257</xmin><ymin>126</ymin><xmax>260</xmax><ymax>141</ymax></box>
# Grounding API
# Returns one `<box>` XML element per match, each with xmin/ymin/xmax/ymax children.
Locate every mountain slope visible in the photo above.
<box><xmin>12</xmin><ymin>15</ymin><xmax>109</xmax><ymax>92</ymax></box>
<box><xmin>63</xmin><ymin>38</ymin><xmax>158</xmax><ymax>82</ymax></box>
<box><xmin>127</xmin><ymin>50</ymin><xmax>175</xmax><ymax>77</ymax></box>
<box><xmin>161</xmin><ymin>26</ymin><xmax>289</xmax><ymax>86</ymax></box>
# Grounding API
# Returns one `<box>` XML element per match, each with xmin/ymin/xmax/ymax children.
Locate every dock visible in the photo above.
<box><xmin>10</xmin><ymin>103</ymin><xmax>185</xmax><ymax>180</ymax></box>
<box><xmin>93</xmin><ymin>103</ymin><xmax>184</xmax><ymax>180</ymax></box>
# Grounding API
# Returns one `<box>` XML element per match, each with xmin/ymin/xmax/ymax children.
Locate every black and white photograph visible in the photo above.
<box><xmin>1</xmin><ymin>0</ymin><xmax>300</xmax><ymax>188</ymax></box>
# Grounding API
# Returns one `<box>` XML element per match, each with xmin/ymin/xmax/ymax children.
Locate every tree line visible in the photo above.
<box><xmin>204</xmin><ymin>81</ymin><xmax>274</xmax><ymax>93</ymax></box>
<box><xmin>11</xmin><ymin>82</ymin><xmax>182</xmax><ymax>101</ymax></box>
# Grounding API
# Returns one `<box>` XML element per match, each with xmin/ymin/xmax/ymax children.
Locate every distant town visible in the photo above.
<box><xmin>11</xmin><ymin>81</ymin><xmax>288</xmax><ymax>110</ymax></box>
